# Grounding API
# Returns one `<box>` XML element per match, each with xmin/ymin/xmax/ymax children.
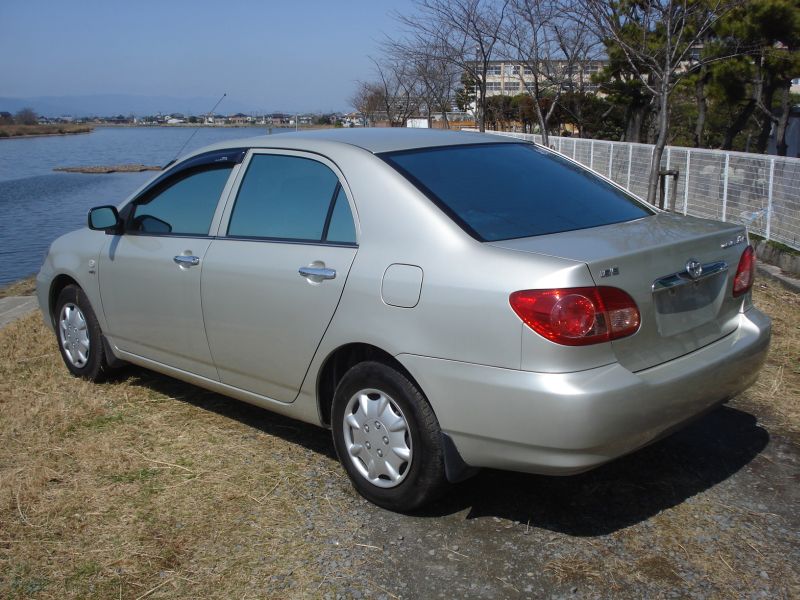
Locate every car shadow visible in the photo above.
<box><xmin>421</xmin><ymin>405</ymin><xmax>769</xmax><ymax>535</ymax></box>
<box><xmin>117</xmin><ymin>367</ymin><xmax>338</xmax><ymax>460</ymax></box>
<box><xmin>118</xmin><ymin>368</ymin><xmax>769</xmax><ymax>536</ymax></box>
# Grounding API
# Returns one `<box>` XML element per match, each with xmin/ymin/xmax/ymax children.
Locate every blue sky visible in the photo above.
<box><xmin>0</xmin><ymin>0</ymin><xmax>413</xmax><ymax>113</ymax></box>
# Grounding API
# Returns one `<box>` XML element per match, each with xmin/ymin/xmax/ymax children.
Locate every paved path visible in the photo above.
<box><xmin>0</xmin><ymin>296</ymin><xmax>38</xmax><ymax>329</ymax></box>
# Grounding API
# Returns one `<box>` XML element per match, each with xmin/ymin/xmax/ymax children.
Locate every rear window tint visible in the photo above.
<box><xmin>382</xmin><ymin>143</ymin><xmax>653</xmax><ymax>241</ymax></box>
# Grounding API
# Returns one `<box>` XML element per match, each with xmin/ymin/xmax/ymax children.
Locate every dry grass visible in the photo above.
<box><xmin>0</xmin><ymin>124</ymin><xmax>93</xmax><ymax>138</ymax></box>
<box><xmin>0</xmin><ymin>314</ymin><xmax>366</xmax><ymax>599</ymax></box>
<box><xmin>746</xmin><ymin>280</ymin><xmax>800</xmax><ymax>432</ymax></box>
<box><xmin>0</xmin><ymin>276</ymin><xmax>37</xmax><ymax>299</ymax></box>
<box><xmin>0</xmin><ymin>279</ymin><xmax>796</xmax><ymax>599</ymax></box>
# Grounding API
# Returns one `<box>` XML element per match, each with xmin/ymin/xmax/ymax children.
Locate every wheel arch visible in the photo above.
<box><xmin>48</xmin><ymin>274</ymin><xmax>81</xmax><ymax>326</ymax></box>
<box><xmin>315</xmin><ymin>342</ymin><xmax>424</xmax><ymax>428</ymax></box>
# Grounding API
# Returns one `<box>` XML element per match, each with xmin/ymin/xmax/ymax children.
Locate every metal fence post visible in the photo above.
<box><xmin>608</xmin><ymin>142</ymin><xmax>613</xmax><ymax>179</ymax></box>
<box><xmin>573</xmin><ymin>140</ymin><xmax>577</xmax><ymax>160</ymax></box>
<box><xmin>766</xmin><ymin>158</ymin><xmax>775</xmax><ymax>240</ymax></box>
<box><xmin>665</xmin><ymin>147</ymin><xmax>672</xmax><ymax>207</ymax></box>
<box><xmin>721</xmin><ymin>153</ymin><xmax>730</xmax><ymax>222</ymax></box>
<box><xmin>684</xmin><ymin>150</ymin><xmax>691</xmax><ymax>215</ymax></box>
<box><xmin>558</xmin><ymin>137</ymin><xmax>563</xmax><ymax>154</ymax></box>
<box><xmin>626</xmin><ymin>144</ymin><xmax>633</xmax><ymax>190</ymax></box>
<box><xmin>590</xmin><ymin>140</ymin><xmax>595</xmax><ymax>171</ymax></box>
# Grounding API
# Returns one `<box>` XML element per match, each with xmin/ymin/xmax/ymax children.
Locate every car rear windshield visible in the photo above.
<box><xmin>382</xmin><ymin>142</ymin><xmax>654</xmax><ymax>241</ymax></box>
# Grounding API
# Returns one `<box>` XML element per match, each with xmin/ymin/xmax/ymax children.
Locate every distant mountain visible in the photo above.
<box><xmin>0</xmin><ymin>94</ymin><xmax>265</xmax><ymax>117</ymax></box>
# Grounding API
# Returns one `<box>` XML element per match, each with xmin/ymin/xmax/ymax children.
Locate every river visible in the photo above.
<box><xmin>0</xmin><ymin>126</ymin><xmax>290</xmax><ymax>285</ymax></box>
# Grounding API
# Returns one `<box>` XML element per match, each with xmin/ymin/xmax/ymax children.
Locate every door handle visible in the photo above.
<box><xmin>298</xmin><ymin>266</ymin><xmax>336</xmax><ymax>280</ymax></box>
<box><xmin>174</xmin><ymin>255</ymin><xmax>200</xmax><ymax>267</ymax></box>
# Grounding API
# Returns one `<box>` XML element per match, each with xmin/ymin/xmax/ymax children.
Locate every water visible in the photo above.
<box><xmin>0</xmin><ymin>126</ymin><xmax>287</xmax><ymax>285</ymax></box>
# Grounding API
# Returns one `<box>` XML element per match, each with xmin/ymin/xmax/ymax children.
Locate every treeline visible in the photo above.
<box><xmin>0</xmin><ymin>108</ymin><xmax>39</xmax><ymax>126</ymax></box>
<box><xmin>355</xmin><ymin>0</ymin><xmax>800</xmax><ymax>204</ymax></box>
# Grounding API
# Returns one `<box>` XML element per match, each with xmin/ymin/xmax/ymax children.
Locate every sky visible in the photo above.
<box><xmin>0</xmin><ymin>0</ymin><xmax>414</xmax><ymax>114</ymax></box>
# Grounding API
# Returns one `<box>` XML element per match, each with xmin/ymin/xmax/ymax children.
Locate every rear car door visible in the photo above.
<box><xmin>98</xmin><ymin>151</ymin><xmax>242</xmax><ymax>379</ymax></box>
<box><xmin>202</xmin><ymin>150</ymin><xmax>358</xmax><ymax>402</ymax></box>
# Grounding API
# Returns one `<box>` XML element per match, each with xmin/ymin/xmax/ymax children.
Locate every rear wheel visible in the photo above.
<box><xmin>55</xmin><ymin>285</ymin><xmax>111</xmax><ymax>381</ymax></box>
<box><xmin>332</xmin><ymin>361</ymin><xmax>447</xmax><ymax>511</ymax></box>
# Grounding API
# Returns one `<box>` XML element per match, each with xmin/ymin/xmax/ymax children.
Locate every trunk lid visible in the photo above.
<box><xmin>491</xmin><ymin>213</ymin><xmax>750</xmax><ymax>372</ymax></box>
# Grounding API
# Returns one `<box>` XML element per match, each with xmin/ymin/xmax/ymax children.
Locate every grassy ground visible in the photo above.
<box><xmin>0</xmin><ymin>124</ymin><xmax>94</xmax><ymax>138</ymax></box>
<box><xmin>0</xmin><ymin>280</ymin><xmax>797</xmax><ymax>598</ymax></box>
<box><xmin>0</xmin><ymin>276</ymin><xmax>37</xmax><ymax>299</ymax></box>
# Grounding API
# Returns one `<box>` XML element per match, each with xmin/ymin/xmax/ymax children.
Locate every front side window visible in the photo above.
<box><xmin>382</xmin><ymin>143</ymin><xmax>654</xmax><ymax>242</ymax></box>
<box><xmin>228</xmin><ymin>154</ymin><xmax>355</xmax><ymax>243</ymax></box>
<box><xmin>130</xmin><ymin>166</ymin><xmax>232</xmax><ymax>235</ymax></box>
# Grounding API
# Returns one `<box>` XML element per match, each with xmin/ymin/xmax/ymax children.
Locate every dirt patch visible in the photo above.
<box><xmin>0</xmin><ymin>281</ymin><xmax>798</xmax><ymax>599</ymax></box>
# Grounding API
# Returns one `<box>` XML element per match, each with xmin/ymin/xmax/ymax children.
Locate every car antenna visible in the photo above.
<box><xmin>163</xmin><ymin>92</ymin><xmax>227</xmax><ymax>169</ymax></box>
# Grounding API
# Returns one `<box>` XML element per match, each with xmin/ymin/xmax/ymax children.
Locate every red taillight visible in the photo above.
<box><xmin>732</xmin><ymin>245</ymin><xmax>756</xmax><ymax>297</ymax></box>
<box><xmin>509</xmin><ymin>287</ymin><xmax>640</xmax><ymax>346</ymax></box>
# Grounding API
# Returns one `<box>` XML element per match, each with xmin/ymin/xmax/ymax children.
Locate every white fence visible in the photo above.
<box><xmin>480</xmin><ymin>131</ymin><xmax>800</xmax><ymax>251</ymax></box>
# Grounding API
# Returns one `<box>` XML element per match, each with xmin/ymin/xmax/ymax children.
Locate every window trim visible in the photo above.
<box><xmin>122</xmin><ymin>148</ymin><xmax>246</xmax><ymax>238</ymax></box>
<box><xmin>217</xmin><ymin>149</ymin><xmax>359</xmax><ymax>247</ymax></box>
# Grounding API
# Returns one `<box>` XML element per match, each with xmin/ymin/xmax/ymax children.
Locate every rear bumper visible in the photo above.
<box><xmin>398</xmin><ymin>307</ymin><xmax>771</xmax><ymax>475</ymax></box>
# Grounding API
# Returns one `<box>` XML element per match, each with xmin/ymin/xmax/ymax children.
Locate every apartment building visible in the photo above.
<box><xmin>481</xmin><ymin>59</ymin><xmax>608</xmax><ymax>97</ymax></box>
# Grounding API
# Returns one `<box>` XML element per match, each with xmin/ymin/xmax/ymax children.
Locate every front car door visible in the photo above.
<box><xmin>201</xmin><ymin>150</ymin><xmax>359</xmax><ymax>402</ymax></box>
<box><xmin>99</xmin><ymin>151</ymin><xmax>243</xmax><ymax>379</ymax></box>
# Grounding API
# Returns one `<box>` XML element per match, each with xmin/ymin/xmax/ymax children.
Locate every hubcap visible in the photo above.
<box><xmin>342</xmin><ymin>389</ymin><xmax>412</xmax><ymax>488</ymax></box>
<box><xmin>58</xmin><ymin>303</ymin><xmax>90</xmax><ymax>368</ymax></box>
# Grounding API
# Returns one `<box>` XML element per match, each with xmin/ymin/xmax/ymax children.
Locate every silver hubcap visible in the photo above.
<box><xmin>342</xmin><ymin>389</ymin><xmax>412</xmax><ymax>488</ymax></box>
<box><xmin>59</xmin><ymin>303</ymin><xmax>90</xmax><ymax>368</ymax></box>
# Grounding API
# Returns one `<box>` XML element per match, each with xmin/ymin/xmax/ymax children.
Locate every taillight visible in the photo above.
<box><xmin>732</xmin><ymin>245</ymin><xmax>756</xmax><ymax>297</ymax></box>
<box><xmin>509</xmin><ymin>287</ymin><xmax>640</xmax><ymax>346</ymax></box>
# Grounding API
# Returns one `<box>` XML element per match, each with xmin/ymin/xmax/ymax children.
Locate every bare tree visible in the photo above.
<box><xmin>383</xmin><ymin>39</ymin><xmax>460</xmax><ymax>128</ymax></box>
<box><xmin>15</xmin><ymin>107</ymin><xmax>38</xmax><ymax>125</ymax></box>
<box><xmin>395</xmin><ymin>0</ymin><xmax>510</xmax><ymax>132</ymax></box>
<box><xmin>502</xmin><ymin>0</ymin><xmax>600</xmax><ymax>144</ymax></box>
<box><xmin>372</xmin><ymin>57</ymin><xmax>420</xmax><ymax>127</ymax></box>
<box><xmin>350</xmin><ymin>81</ymin><xmax>383</xmax><ymax>126</ymax></box>
<box><xmin>583</xmin><ymin>0</ymin><xmax>741</xmax><ymax>205</ymax></box>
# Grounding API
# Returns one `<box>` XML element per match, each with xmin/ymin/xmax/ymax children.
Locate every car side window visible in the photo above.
<box><xmin>129</xmin><ymin>166</ymin><xmax>232</xmax><ymax>235</ymax></box>
<box><xmin>227</xmin><ymin>154</ymin><xmax>341</xmax><ymax>241</ymax></box>
<box><xmin>325</xmin><ymin>186</ymin><xmax>356</xmax><ymax>244</ymax></box>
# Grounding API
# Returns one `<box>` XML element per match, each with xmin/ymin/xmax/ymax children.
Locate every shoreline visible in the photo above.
<box><xmin>0</xmin><ymin>125</ymin><xmax>94</xmax><ymax>139</ymax></box>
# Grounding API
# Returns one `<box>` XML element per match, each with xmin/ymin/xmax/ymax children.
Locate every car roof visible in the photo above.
<box><xmin>189</xmin><ymin>127</ymin><xmax>522</xmax><ymax>158</ymax></box>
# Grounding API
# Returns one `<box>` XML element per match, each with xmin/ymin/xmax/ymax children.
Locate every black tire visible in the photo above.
<box><xmin>54</xmin><ymin>284</ymin><xmax>112</xmax><ymax>381</ymax></box>
<box><xmin>331</xmin><ymin>361</ymin><xmax>448</xmax><ymax>511</ymax></box>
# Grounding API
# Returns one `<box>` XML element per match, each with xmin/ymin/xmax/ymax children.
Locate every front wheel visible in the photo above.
<box><xmin>331</xmin><ymin>361</ymin><xmax>448</xmax><ymax>511</ymax></box>
<box><xmin>55</xmin><ymin>284</ymin><xmax>112</xmax><ymax>381</ymax></box>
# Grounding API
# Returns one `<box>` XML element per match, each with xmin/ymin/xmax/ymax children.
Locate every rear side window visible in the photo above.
<box><xmin>325</xmin><ymin>187</ymin><xmax>357</xmax><ymax>244</ymax></box>
<box><xmin>382</xmin><ymin>143</ymin><xmax>653</xmax><ymax>241</ymax></box>
<box><xmin>228</xmin><ymin>154</ymin><xmax>339</xmax><ymax>241</ymax></box>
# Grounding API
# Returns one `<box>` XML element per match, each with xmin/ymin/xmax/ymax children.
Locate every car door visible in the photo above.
<box><xmin>99</xmin><ymin>152</ymin><xmax>242</xmax><ymax>379</ymax></box>
<box><xmin>202</xmin><ymin>150</ymin><xmax>359</xmax><ymax>402</ymax></box>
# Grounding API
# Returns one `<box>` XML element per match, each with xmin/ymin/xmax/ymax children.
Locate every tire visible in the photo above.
<box><xmin>54</xmin><ymin>284</ymin><xmax>112</xmax><ymax>381</ymax></box>
<box><xmin>331</xmin><ymin>361</ymin><xmax>448</xmax><ymax>511</ymax></box>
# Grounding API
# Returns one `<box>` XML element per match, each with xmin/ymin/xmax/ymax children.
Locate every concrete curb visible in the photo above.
<box><xmin>0</xmin><ymin>296</ymin><xmax>38</xmax><ymax>329</ymax></box>
<box><xmin>757</xmin><ymin>264</ymin><xmax>800</xmax><ymax>294</ymax></box>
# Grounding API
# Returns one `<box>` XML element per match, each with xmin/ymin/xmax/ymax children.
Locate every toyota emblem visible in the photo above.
<box><xmin>686</xmin><ymin>259</ymin><xmax>703</xmax><ymax>279</ymax></box>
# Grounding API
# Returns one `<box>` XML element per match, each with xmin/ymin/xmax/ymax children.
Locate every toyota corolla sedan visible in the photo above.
<box><xmin>37</xmin><ymin>128</ymin><xmax>771</xmax><ymax>511</ymax></box>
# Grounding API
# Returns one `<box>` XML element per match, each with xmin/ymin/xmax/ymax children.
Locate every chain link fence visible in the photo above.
<box><xmin>478</xmin><ymin>130</ymin><xmax>800</xmax><ymax>251</ymax></box>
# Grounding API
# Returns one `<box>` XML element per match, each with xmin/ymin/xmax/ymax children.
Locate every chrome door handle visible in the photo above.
<box><xmin>298</xmin><ymin>266</ymin><xmax>336</xmax><ymax>280</ymax></box>
<box><xmin>174</xmin><ymin>255</ymin><xmax>200</xmax><ymax>267</ymax></box>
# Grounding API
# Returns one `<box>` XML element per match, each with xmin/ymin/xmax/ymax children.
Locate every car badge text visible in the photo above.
<box><xmin>720</xmin><ymin>234</ymin><xmax>746</xmax><ymax>249</ymax></box>
<box><xmin>599</xmin><ymin>266</ymin><xmax>620</xmax><ymax>278</ymax></box>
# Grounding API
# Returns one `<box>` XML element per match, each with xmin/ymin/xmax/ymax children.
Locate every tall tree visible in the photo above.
<box><xmin>395</xmin><ymin>0</ymin><xmax>510</xmax><ymax>132</ymax></box>
<box><xmin>585</xmin><ymin>0</ymin><xmax>741</xmax><ymax>205</ymax></box>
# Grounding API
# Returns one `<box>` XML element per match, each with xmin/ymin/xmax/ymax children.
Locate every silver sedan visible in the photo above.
<box><xmin>37</xmin><ymin>129</ymin><xmax>771</xmax><ymax>511</ymax></box>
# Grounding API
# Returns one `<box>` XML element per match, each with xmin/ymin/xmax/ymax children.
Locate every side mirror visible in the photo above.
<box><xmin>88</xmin><ymin>205</ymin><xmax>122</xmax><ymax>234</ymax></box>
